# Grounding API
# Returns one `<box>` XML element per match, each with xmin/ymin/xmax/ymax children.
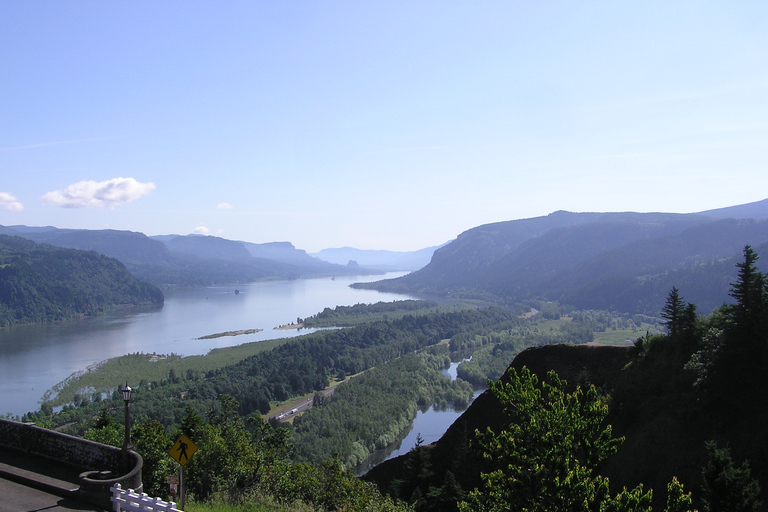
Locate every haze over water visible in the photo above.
<box><xmin>0</xmin><ymin>272</ymin><xmax>415</xmax><ymax>417</ymax></box>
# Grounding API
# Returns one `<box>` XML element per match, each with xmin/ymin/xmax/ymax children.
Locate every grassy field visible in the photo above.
<box><xmin>41</xmin><ymin>305</ymin><xmax>659</xmax><ymax>408</ymax></box>
<box><xmin>43</xmin><ymin>336</ymin><xmax>295</xmax><ymax>406</ymax></box>
<box><xmin>591</xmin><ymin>328</ymin><xmax>642</xmax><ymax>346</ymax></box>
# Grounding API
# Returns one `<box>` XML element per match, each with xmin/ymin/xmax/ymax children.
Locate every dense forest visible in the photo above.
<box><xmin>0</xmin><ymin>235</ymin><xmax>163</xmax><ymax>327</ymax></box>
<box><xmin>358</xmin><ymin>211</ymin><xmax>768</xmax><ymax>316</ymax></box>
<box><xmin>0</xmin><ymin>225</ymin><xmax>371</xmax><ymax>289</ymax></box>
<box><xmin>24</xmin><ymin>307</ymin><xmax>526</xmax><ymax>430</ymax></box>
<box><xmin>366</xmin><ymin>246</ymin><xmax>768</xmax><ymax>512</ymax></box>
<box><xmin>15</xmin><ymin>298</ymin><xmax>659</xmax><ymax>512</ymax></box>
<box><xmin>14</xmin><ymin>245</ymin><xmax>768</xmax><ymax>510</ymax></box>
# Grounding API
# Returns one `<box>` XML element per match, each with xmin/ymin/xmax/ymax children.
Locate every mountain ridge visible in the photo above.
<box><xmin>0</xmin><ymin>225</ymin><xmax>384</xmax><ymax>288</ymax></box>
<box><xmin>355</xmin><ymin>201</ymin><xmax>768</xmax><ymax>315</ymax></box>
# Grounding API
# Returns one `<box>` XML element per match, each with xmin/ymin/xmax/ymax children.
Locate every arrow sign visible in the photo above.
<box><xmin>168</xmin><ymin>433</ymin><xmax>198</xmax><ymax>466</ymax></box>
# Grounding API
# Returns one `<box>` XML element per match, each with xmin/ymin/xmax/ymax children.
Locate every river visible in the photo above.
<box><xmin>354</xmin><ymin>360</ymin><xmax>483</xmax><ymax>474</ymax></box>
<box><xmin>0</xmin><ymin>272</ymin><xmax>416</xmax><ymax>417</ymax></box>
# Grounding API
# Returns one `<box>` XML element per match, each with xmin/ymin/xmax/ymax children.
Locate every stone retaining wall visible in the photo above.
<box><xmin>0</xmin><ymin>418</ymin><xmax>142</xmax><ymax>509</ymax></box>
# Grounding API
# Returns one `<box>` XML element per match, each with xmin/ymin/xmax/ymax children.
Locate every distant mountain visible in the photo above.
<box><xmin>355</xmin><ymin>200</ymin><xmax>768</xmax><ymax>315</ymax></box>
<box><xmin>0</xmin><ymin>225</ymin><xmax>172</xmax><ymax>264</ymax></box>
<box><xmin>241</xmin><ymin>241</ymin><xmax>335</xmax><ymax>268</ymax></box>
<box><xmin>0</xmin><ymin>226</ymin><xmax>376</xmax><ymax>289</ymax></box>
<box><xmin>696</xmin><ymin>197</ymin><xmax>768</xmax><ymax>219</ymax></box>
<box><xmin>313</xmin><ymin>244</ymin><xmax>446</xmax><ymax>271</ymax></box>
<box><xmin>0</xmin><ymin>235</ymin><xmax>164</xmax><ymax>327</ymax></box>
<box><xmin>153</xmin><ymin>234</ymin><xmax>254</xmax><ymax>262</ymax></box>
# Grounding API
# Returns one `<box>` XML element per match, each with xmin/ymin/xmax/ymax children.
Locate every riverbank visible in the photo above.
<box><xmin>274</xmin><ymin>322</ymin><xmax>304</xmax><ymax>330</ymax></box>
<box><xmin>196</xmin><ymin>328</ymin><xmax>263</xmax><ymax>339</ymax></box>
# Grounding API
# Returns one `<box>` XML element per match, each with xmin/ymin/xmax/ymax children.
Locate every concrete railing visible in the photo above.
<box><xmin>0</xmin><ymin>418</ymin><xmax>143</xmax><ymax>510</ymax></box>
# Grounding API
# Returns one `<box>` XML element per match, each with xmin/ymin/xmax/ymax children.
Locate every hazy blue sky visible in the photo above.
<box><xmin>1</xmin><ymin>2</ymin><xmax>767</xmax><ymax>252</ymax></box>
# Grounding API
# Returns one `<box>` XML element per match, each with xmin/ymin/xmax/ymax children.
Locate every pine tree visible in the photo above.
<box><xmin>729</xmin><ymin>246</ymin><xmax>765</xmax><ymax>336</ymax></box>
<box><xmin>701</xmin><ymin>441</ymin><xmax>761</xmax><ymax>512</ymax></box>
<box><xmin>662</xmin><ymin>287</ymin><xmax>685</xmax><ymax>338</ymax></box>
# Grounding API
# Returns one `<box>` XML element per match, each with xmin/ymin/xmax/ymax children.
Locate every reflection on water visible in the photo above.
<box><xmin>0</xmin><ymin>272</ymin><xmax>414</xmax><ymax>417</ymax></box>
<box><xmin>355</xmin><ymin>360</ymin><xmax>483</xmax><ymax>475</ymax></box>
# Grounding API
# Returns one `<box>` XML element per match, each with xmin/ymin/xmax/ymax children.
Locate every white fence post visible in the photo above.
<box><xmin>110</xmin><ymin>483</ymin><xmax>181</xmax><ymax>512</ymax></box>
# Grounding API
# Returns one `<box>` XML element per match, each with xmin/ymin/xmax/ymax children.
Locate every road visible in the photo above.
<box><xmin>267</xmin><ymin>386</ymin><xmax>337</xmax><ymax>422</ymax></box>
<box><xmin>0</xmin><ymin>477</ymin><xmax>102</xmax><ymax>512</ymax></box>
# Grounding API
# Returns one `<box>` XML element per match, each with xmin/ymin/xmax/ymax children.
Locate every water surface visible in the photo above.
<box><xmin>0</xmin><ymin>272</ymin><xmax>414</xmax><ymax>416</ymax></box>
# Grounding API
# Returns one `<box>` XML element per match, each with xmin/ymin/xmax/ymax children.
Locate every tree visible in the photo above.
<box><xmin>662</xmin><ymin>287</ymin><xmax>698</xmax><ymax>342</ymax></box>
<box><xmin>180</xmin><ymin>405</ymin><xmax>205</xmax><ymax>440</ymax></box>
<box><xmin>662</xmin><ymin>287</ymin><xmax>685</xmax><ymax>338</ymax></box>
<box><xmin>131</xmin><ymin>420</ymin><xmax>175</xmax><ymax>497</ymax></box>
<box><xmin>459</xmin><ymin>367</ymin><xmax>632</xmax><ymax>511</ymax></box>
<box><xmin>459</xmin><ymin>367</ymin><xmax>695</xmax><ymax>512</ymax></box>
<box><xmin>701</xmin><ymin>441</ymin><xmax>761</xmax><ymax>512</ymax></box>
<box><xmin>185</xmin><ymin>395</ymin><xmax>259</xmax><ymax>500</ymax></box>
<box><xmin>729</xmin><ymin>246</ymin><xmax>765</xmax><ymax>336</ymax></box>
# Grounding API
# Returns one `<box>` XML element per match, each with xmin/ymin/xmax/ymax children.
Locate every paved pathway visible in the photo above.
<box><xmin>0</xmin><ymin>476</ymin><xmax>103</xmax><ymax>512</ymax></box>
<box><xmin>0</xmin><ymin>448</ymin><xmax>104</xmax><ymax>511</ymax></box>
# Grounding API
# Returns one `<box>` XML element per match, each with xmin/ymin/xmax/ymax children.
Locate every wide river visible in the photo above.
<box><xmin>0</xmin><ymin>272</ymin><xmax>417</xmax><ymax>417</ymax></box>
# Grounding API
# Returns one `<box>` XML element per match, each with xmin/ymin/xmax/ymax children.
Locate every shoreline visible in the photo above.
<box><xmin>196</xmin><ymin>328</ymin><xmax>263</xmax><ymax>340</ymax></box>
<box><xmin>274</xmin><ymin>322</ymin><xmax>304</xmax><ymax>331</ymax></box>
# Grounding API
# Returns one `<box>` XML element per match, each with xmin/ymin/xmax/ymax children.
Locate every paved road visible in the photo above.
<box><xmin>267</xmin><ymin>386</ymin><xmax>337</xmax><ymax>422</ymax></box>
<box><xmin>0</xmin><ymin>477</ymin><xmax>103</xmax><ymax>512</ymax></box>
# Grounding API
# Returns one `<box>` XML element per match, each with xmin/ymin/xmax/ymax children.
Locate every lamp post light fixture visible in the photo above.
<box><xmin>121</xmin><ymin>382</ymin><xmax>132</xmax><ymax>454</ymax></box>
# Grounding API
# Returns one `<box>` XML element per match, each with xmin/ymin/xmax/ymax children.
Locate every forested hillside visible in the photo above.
<box><xmin>0</xmin><ymin>225</ymin><xmax>370</xmax><ymax>288</ymax></box>
<box><xmin>20</xmin><ymin>298</ymin><xmax>654</xmax><ymax>510</ymax></box>
<box><xmin>0</xmin><ymin>235</ymin><xmax>163</xmax><ymax>327</ymax></box>
<box><xmin>367</xmin><ymin>246</ymin><xmax>768</xmax><ymax>512</ymax></box>
<box><xmin>358</xmin><ymin>208</ymin><xmax>768</xmax><ymax>315</ymax></box>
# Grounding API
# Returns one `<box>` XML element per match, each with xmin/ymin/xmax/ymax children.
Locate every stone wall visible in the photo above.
<box><xmin>0</xmin><ymin>418</ymin><xmax>142</xmax><ymax>509</ymax></box>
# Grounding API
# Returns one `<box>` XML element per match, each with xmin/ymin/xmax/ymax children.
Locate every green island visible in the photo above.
<box><xmin>197</xmin><ymin>328</ymin><xmax>263</xmax><ymax>340</ymax></box>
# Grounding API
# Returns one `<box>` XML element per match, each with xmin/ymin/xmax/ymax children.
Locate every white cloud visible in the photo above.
<box><xmin>193</xmin><ymin>226</ymin><xmax>210</xmax><ymax>235</ymax></box>
<box><xmin>216</xmin><ymin>202</ymin><xmax>234</xmax><ymax>209</ymax></box>
<box><xmin>0</xmin><ymin>192</ymin><xmax>24</xmax><ymax>211</ymax></box>
<box><xmin>41</xmin><ymin>177</ymin><xmax>155</xmax><ymax>208</ymax></box>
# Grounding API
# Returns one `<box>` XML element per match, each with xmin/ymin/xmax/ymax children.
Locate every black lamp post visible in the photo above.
<box><xmin>121</xmin><ymin>382</ymin><xmax>132</xmax><ymax>454</ymax></box>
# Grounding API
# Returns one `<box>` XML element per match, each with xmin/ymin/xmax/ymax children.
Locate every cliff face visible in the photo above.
<box><xmin>367</xmin><ymin>338</ymin><xmax>768</xmax><ymax>512</ymax></box>
<box><xmin>364</xmin><ymin>344</ymin><xmax>631</xmax><ymax>499</ymax></box>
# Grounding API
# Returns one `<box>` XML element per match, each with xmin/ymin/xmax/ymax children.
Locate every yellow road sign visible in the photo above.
<box><xmin>168</xmin><ymin>434</ymin><xmax>198</xmax><ymax>466</ymax></box>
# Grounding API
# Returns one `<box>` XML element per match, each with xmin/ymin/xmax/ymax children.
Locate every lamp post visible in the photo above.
<box><xmin>121</xmin><ymin>382</ymin><xmax>132</xmax><ymax>454</ymax></box>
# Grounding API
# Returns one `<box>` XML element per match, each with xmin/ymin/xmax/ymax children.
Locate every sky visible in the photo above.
<box><xmin>1</xmin><ymin>2</ymin><xmax>767</xmax><ymax>253</ymax></box>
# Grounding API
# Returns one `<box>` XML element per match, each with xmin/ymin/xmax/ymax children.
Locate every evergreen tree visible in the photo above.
<box><xmin>459</xmin><ymin>367</ymin><xmax>696</xmax><ymax>512</ymax></box>
<box><xmin>662</xmin><ymin>287</ymin><xmax>685</xmax><ymax>338</ymax></box>
<box><xmin>701</xmin><ymin>441</ymin><xmax>761</xmax><ymax>512</ymax></box>
<box><xmin>729</xmin><ymin>245</ymin><xmax>765</xmax><ymax>336</ymax></box>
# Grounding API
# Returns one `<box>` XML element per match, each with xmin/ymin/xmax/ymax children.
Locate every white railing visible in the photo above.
<box><xmin>110</xmin><ymin>483</ymin><xmax>181</xmax><ymax>512</ymax></box>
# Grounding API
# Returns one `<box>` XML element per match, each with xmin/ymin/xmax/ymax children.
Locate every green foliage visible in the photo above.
<box><xmin>290</xmin><ymin>348</ymin><xmax>473</xmax><ymax>467</ymax></box>
<box><xmin>42</xmin><ymin>337</ymin><xmax>292</xmax><ymax>408</ymax></box>
<box><xmin>686</xmin><ymin>246</ymin><xmax>768</xmax><ymax>404</ymax></box>
<box><xmin>729</xmin><ymin>245</ymin><xmax>766</xmax><ymax>335</ymax></box>
<box><xmin>454</xmin><ymin>314</ymin><xmax>606</xmax><ymax>387</ymax></box>
<box><xmin>0</xmin><ymin>235</ymin><xmax>163</xmax><ymax>327</ymax></box>
<box><xmin>164</xmin><ymin>396</ymin><xmax>410</xmax><ymax>511</ymax></box>
<box><xmin>701</xmin><ymin>441</ymin><xmax>761</xmax><ymax>512</ymax></box>
<box><xmin>131</xmin><ymin>420</ymin><xmax>176</xmax><ymax>497</ymax></box>
<box><xmin>185</xmin><ymin>495</ymin><xmax>315</xmax><ymax>512</ymax></box>
<box><xmin>303</xmin><ymin>300</ymin><xmax>473</xmax><ymax>327</ymax></box>
<box><xmin>666</xmin><ymin>477</ymin><xmax>697</xmax><ymax>512</ymax></box>
<box><xmin>661</xmin><ymin>287</ymin><xmax>698</xmax><ymax>341</ymax></box>
<box><xmin>258</xmin><ymin>455</ymin><xmax>410</xmax><ymax>512</ymax></box>
<box><xmin>84</xmin><ymin>422</ymin><xmax>124</xmax><ymax>447</ymax></box>
<box><xmin>459</xmin><ymin>367</ymin><xmax>695</xmax><ymax>512</ymax></box>
<box><xmin>459</xmin><ymin>367</ymin><xmax>626</xmax><ymax>512</ymax></box>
